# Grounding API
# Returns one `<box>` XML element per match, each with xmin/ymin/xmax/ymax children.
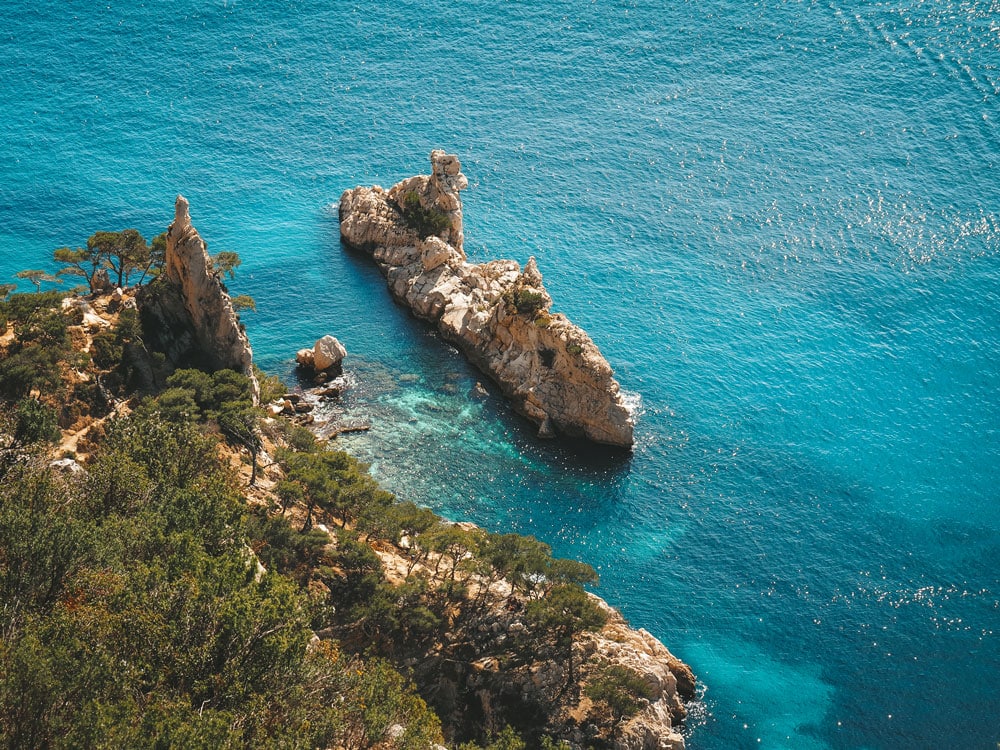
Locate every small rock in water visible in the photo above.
<box><xmin>399</xmin><ymin>373</ymin><xmax>420</xmax><ymax>383</ymax></box>
<box><xmin>538</xmin><ymin>416</ymin><xmax>557</xmax><ymax>439</ymax></box>
<box><xmin>312</xmin><ymin>335</ymin><xmax>347</xmax><ymax>372</ymax></box>
<box><xmin>470</xmin><ymin>382</ymin><xmax>489</xmax><ymax>400</ymax></box>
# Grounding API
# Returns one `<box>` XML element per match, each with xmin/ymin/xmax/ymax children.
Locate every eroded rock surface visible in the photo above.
<box><xmin>139</xmin><ymin>196</ymin><xmax>259</xmax><ymax>401</ymax></box>
<box><xmin>366</xmin><ymin>540</ymin><xmax>696</xmax><ymax>750</ymax></box>
<box><xmin>339</xmin><ymin>151</ymin><xmax>634</xmax><ymax>447</ymax></box>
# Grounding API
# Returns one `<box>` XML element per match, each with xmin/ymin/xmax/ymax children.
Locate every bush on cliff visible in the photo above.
<box><xmin>399</xmin><ymin>190</ymin><xmax>451</xmax><ymax>239</ymax></box>
<box><xmin>502</xmin><ymin>287</ymin><xmax>548</xmax><ymax>317</ymax></box>
<box><xmin>584</xmin><ymin>663</ymin><xmax>656</xmax><ymax>723</ymax></box>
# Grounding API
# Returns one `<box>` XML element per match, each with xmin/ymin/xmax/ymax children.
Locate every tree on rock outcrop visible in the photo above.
<box><xmin>231</xmin><ymin>294</ymin><xmax>256</xmax><ymax>313</ymax></box>
<box><xmin>526</xmin><ymin>584</ymin><xmax>608</xmax><ymax>687</ymax></box>
<box><xmin>14</xmin><ymin>269</ymin><xmax>60</xmax><ymax>293</ymax></box>
<box><xmin>584</xmin><ymin>663</ymin><xmax>656</xmax><ymax>727</ymax></box>
<box><xmin>138</xmin><ymin>231</ymin><xmax>167</xmax><ymax>285</ymax></box>
<box><xmin>54</xmin><ymin>247</ymin><xmax>103</xmax><ymax>293</ymax></box>
<box><xmin>213</xmin><ymin>250</ymin><xmax>242</xmax><ymax>279</ymax></box>
<box><xmin>88</xmin><ymin>229</ymin><xmax>150</xmax><ymax>288</ymax></box>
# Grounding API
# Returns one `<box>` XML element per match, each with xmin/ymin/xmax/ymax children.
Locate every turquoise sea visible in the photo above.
<box><xmin>2</xmin><ymin>1</ymin><xmax>998</xmax><ymax>747</ymax></box>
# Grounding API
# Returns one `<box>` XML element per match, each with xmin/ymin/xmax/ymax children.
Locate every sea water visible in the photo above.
<box><xmin>1</xmin><ymin>1</ymin><xmax>998</xmax><ymax>747</ymax></box>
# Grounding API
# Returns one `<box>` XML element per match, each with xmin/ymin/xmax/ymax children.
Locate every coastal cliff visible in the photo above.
<box><xmin>368</xmin><ymin>534</ymin><xmax>697</xmax><ymax>749</ymax></box>
<box><xmin>138</xmin><ymin>196</ymin><xmax>259</xmax><ymax>401</ymax></box>
<box><xmin>339</xmin><ymin>151</ymin><xmax>634</xmax><ymax>448</ymax></box>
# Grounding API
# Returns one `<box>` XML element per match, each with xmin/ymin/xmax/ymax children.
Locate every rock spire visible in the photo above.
<box><xmin>143</xmin><ymin>196</ymin><xmax>259</xmax><ymax>402</ymax></box>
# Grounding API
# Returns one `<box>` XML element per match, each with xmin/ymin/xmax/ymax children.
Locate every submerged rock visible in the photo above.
<box><xmin>339</xmin><ymin>151</ymin><xmax>635</xmax><ymax>448</ymax></box>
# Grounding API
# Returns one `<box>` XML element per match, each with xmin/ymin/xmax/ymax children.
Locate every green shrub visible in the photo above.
<box><xmin>253</xmin><ymin>364</ymin><xmax>285</xmax><ymax>404</ymax></box>
<box><xmin>583</xmin><ymin>663</ymin><xmax>655</xmax><ymax>721</ymax></box>
<box><xmin>9</xmin><ymin>398</ymin><xmax>61</xmax><ymax>447</ymax></box>
<box><xmin>503</xmin><ymin>287</ymin><xmax>548</xmax><ymax>316</ymax></box>
<box><xmin>399</xmin><ymin>191</ymin><xmax>451</xmax><ymax>239</ymax></box>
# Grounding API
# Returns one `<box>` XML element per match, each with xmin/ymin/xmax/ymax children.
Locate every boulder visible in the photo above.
<box><xmin>313</xmin><ymin>335</ymin><xmax>346</xmax><ymax>372</ymax></box>
<box><xmin>420</xmin><ymin>236</ymin><xmax>457</xmax><ymax>271</ymax></box>
<box><xmin>295</xmin><ymin>348</ymin><xmax>315</xmax><ymax>369</ymax></box>
<box><xmin>108</xmin><ymin>287</ymin><xmax>124</xmax><ymax>312</ymax></box>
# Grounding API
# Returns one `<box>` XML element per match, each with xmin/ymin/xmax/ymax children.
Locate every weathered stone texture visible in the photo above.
<box><xmin>339</xmin><ymin>152</ymin><xmax>634</xmax><ymax>447</ymax></box>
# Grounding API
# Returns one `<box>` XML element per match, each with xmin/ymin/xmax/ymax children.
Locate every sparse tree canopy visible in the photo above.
<box><xmin>15</xmin><ymin>269</ymin><xmax>59</xmax><ymax>293</ymax></box>
<box><xmin>526</xmin><ymin>583</ymin><xmax>608</xmax><ymax>685</ymax></box>
<box><xmin>87</xmin><ymin>229</ymin><xmax>150</xmax><ymax>288</ymax></box>
<box><xmin>232</xmin><ymin>294</ymin><xmax>256</xmax><ymax>312</ymax></box>
<box><xmin>140</xmin><ymin>231</ymin><xmax>167</xmax><ymax>284</ymax></box>
<box><xmin>584</xmin><ymin>663</ymin><xmax>655</xmax><ymax>725</ymax></box>
<box><xmin>213</xmin><ymin>250</ymin><xmax>242</xmax><ymax>279</ymax></box>
<box><xmin>53</xmin><ymin>246</ymin><xmax>100</xmax><ymax>293</ymax></box>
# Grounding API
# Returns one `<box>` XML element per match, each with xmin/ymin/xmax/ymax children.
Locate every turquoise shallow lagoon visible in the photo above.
<box><xmin>2</xmin><ymin>1</ymin><xmax>998</xmax><ymax>747</ymax></box>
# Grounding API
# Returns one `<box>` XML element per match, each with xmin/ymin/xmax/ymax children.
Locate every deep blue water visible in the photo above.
<box><xmin>2</xmin><ymin>1</ymin><xmax>999</xmax><ymax>747</ymax></box>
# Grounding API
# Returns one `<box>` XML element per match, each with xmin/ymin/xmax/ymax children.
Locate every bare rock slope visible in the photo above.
<box><xmin>339</xmin><ymin>151</ymin><xmax>634</xmax><ymax>447</ymax></box>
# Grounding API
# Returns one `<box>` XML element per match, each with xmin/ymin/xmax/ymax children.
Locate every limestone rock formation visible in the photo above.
<box><xmin>139</xmin><ymin>196</ymin><xmax>259</xmax><ymax>401</ymax></box>
<box><xmin>296</xmin><ymin>335</ymin><xmax>347</xmax><ymax>374</ymax></box>
<box><xmin>354</xmin><ymin>516</ymin><xmax>696</xmax><ymax>749</ymax></box>
<box><xmin>581</xmin><ymin>599</ymin><xmax>696</xmax><ymax>750</ymax></box>
<box><xmin>382</xmin><ymin>560</ymin><xmax>695</xmax><ymax>749</ymax></box>
<box><xmin>339</xmin><ymin>152</ymin><xmax>634</xmax><ymax>447</ymax></box>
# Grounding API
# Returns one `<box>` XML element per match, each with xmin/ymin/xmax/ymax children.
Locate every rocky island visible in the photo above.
<box><xmin>339</xmin><ymin>151</ymin><xmax>635</xmax><ymax>448</ymax></box>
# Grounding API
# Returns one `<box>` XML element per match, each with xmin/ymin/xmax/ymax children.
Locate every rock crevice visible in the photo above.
<box><xmin>339</xmin><ymin>151</ymin><xmax>634</xmax><ymax>447</ymax></box>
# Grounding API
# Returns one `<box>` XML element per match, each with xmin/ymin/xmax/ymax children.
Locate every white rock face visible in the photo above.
<box><xmin>583</xmin><ymin>598</ymin><xmax>696</xmax><ymax>750</ymax></box>
<box><xmin>312</xmin><ymin>335</ymin><xmax>347</xmax><ymax>372</ymax></box>
<box><xmin>162</xmin><ymin>196</ymin><xmax>259</xmax><ymax>402</ymax></box>
<box><xmin>295</xmin><ymin>348</ymin><xmax>315</xmax><ymax>369</ymax></box>
<box><xmin>339</xmin><ymin>152</ymin><xmax>635</xmax><ymax>447</ymax></box>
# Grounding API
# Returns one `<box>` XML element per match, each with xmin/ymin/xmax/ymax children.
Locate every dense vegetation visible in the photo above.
<box><xmin>398</xmin><ymin>190</ymin><xmax>452</xmax><ymax>239</ymax></box>
<box><xmin>0</xmin><ymin>285</ymin><xmax>659</xmax><ymax>748</ymax></box>
<box><xmin>0</xmin><ymin>408</ymin><xmax>442</xmax><ymax>749</ymax></box>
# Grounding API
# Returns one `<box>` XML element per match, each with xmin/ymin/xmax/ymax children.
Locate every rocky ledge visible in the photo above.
<box><xmin>339</xmin><ymin>151</ymin><xmax>635</xmax><ymax>448</ymax></box>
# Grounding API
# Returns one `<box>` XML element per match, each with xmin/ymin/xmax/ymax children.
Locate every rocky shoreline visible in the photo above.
<box><xmin>286</xmin><ymin>341</ymin><xmax>696</xmax><ymax>749</ymax></box>
<box><xmin>123</xmin><ymin>195</ymin><xmax>695</xmax><ymax>748</ymax></box>
<box><xmin>339</xmin><ymin>151</ymin><xmax>635</xmax><ymax>448</ymax></box>
<box><xmin>364</xmin><ymin>520</ymin><xmax>697</xmax><ymax>750</ymax></box>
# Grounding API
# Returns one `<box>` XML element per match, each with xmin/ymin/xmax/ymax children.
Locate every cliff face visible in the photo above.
<box><xmin>339</xmin><ymin>151</ymin><xmax>634</xmax><ymax>448</ymax></box>
<box><xmin>139</xmin><ymin>196</ymin><xmax>259</xmax><ymax>401</ymax></box>
<box><xmin>362</xmin><ymin>537</ymin><xmax>695</xmax><ymax>750</ymax></box>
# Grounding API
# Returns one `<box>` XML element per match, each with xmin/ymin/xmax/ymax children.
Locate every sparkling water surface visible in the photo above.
<box><xmin>2</xmin><ymin>1</ymin><xmax>998</xmax><ymax>747</ymax></box>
